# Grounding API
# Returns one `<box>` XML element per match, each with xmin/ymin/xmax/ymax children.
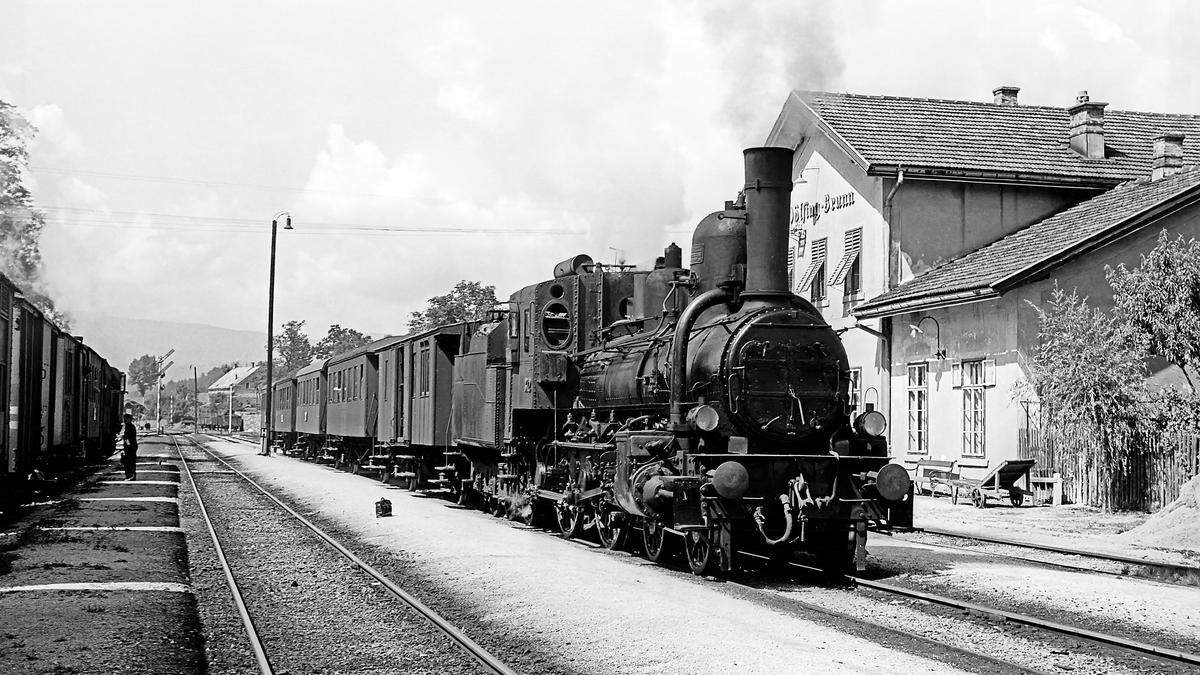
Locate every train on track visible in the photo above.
<box><xmin>0</xmin><ymin>273</ymin><xmax>124</xmax><ymax>507</ymax></box>
<box><xmin>266</xmin><ymin>147</ymin><xmax>913</xmax><ymax>574</ymax></box>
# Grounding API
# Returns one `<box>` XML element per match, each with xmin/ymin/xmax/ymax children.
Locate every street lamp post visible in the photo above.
<box><xmin>262</xmin><ymin>212</ymin><xmax>293</xmax><ymax>455</ymax></box>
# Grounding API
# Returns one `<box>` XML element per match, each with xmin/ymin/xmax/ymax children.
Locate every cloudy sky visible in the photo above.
<box><xmin>2</xmin><ymin>0</ymin><xmax>1199</xmax><ymax>336</ymax></box>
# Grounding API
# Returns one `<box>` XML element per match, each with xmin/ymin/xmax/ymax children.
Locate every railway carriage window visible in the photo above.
<box><xmin>848</xmin><ymin>368</ymin><xmax>861</xmax><ymax>413</ymax></box>
<box><xmin>419</xmin><ymin>345</ymin><xmax>431</xmax><ymax>396</ymax></box>
<box><xmin>383</xmin><ymin>365</ymin><xmax>388</xmax><ymax>401</ymax></box>
<box><xmin>962</xmin><ymin>360</ymin><xmax>987</xmax><ymax>457</ymax></box>
<box><xmin>907</xmin><ymin>363</ymin><xmax>928</xmax><ymax>455</ymax></box>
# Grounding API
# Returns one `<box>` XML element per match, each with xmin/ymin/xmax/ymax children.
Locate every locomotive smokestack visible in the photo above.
<box><xmin>742</xmin><ymin>147</ymin><xmax>794</xmax><ymax>297</ymax></box>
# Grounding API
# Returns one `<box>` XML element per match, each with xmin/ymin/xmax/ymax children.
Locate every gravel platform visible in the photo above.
<box><xmin>177</xmin><ymin>440</ymin><xmax>488</xmax><ymax>674</ymax></box>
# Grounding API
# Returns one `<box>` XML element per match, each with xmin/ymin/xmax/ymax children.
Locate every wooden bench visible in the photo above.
<box><xmin>946</xmin><ymin>459</ymin><xmax>1037</xmax><ymax>508</ymax></box>
<box><xmin>913</xmin><ymin>459</ymin><xmax>959</xmax><ymax>497</ymax></box>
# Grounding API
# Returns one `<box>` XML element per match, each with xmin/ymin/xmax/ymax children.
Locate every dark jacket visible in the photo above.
<box><xmin>123</xmin><ymin>422</ymin><xmax>138</xmax><ymax>452</ymax></box>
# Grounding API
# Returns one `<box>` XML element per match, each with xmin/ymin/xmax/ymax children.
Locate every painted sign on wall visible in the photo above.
<box><xmin>790</xmin><ymin>191</ymin><xmax>856</xmax><ymax>227</ymax></box>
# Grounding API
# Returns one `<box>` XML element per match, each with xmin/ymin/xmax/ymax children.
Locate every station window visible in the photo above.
<box><xmin>961</xmin><ymin>360</ymin><xmax>987</xmax><ymax>457</ymax></box>
<box><xmin>848</xmin><ymin>368</ymin><xmax>861</xmax><ymax>413</ymax></box>
<box><xmin>844</xmin><ymin>255</ymin><xmax>862</xmax><ymax>298</ymax></box>
<box><xmin>907</xmin><ymin>363</ymin><xmax>928</xmax><ymax>455</ymax></box>
<box><xmin>808</xmin><ymin>238</ymin><xmax>828</xmax><ymax>302</ymax></box>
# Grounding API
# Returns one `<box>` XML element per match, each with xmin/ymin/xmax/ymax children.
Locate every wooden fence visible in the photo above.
<box><xmin>1019</xmin><ymin>426</ymin><xmax>1200</xmax><ymax>512</ymax></box>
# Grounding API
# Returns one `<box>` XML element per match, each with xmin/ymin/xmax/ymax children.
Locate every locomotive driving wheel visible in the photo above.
<box><xmin>594</xmin><ymin>507</ymin><xmax>627</xmax><ymax>550</ymax></box>
<box><xmin>555</xmin><ymin>502</ymin><xmax>584</xmax><ymax>539</ymax></box>
<box><xmin>684</xmin><ymin>531</ymin><xmax>717</xmax><ymax>576</ymax></box>
<box><xmin>642</xmin><ymin>519</ymin><xmax>674</xmax><ymax>564</ymax></box>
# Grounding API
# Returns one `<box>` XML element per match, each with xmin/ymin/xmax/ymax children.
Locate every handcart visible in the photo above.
<box><xmin>947</xmin><ymin>459</ymin><xmax>1037</xmax><ymax>508</ymax></box>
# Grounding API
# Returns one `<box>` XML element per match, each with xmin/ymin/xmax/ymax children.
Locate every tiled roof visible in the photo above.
<box><xmin>798</xmin><ymin>91</ymin><xmax>1200</xmax><ymax>183</ymax></box>
<box><xmin>854</xmin><ymin>166</ymin><xmax>1200</xmax><ymax>317</ymax></box>
<box><xmin>207</xmin><ymin>365</ymin><xmax>260</xmax><ymax>391</ymax></box>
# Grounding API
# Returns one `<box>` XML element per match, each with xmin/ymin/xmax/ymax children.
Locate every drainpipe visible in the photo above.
<box><xmin>885</xmin><ymin>167</ymin><xmax>906</xmax><ymax>290</ymax></box>
<box><xmin>669</xmin><ymin>286</ymin><xmax>735</xmax><ymax>429</ymax></box>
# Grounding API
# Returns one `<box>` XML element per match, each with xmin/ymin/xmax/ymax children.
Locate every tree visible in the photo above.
<box><xmin>273</xmin><ymin>319</ymin><xmax>314</xmax><ymax>373</ymax></box>
<box><xmin>315</xmin><ymin>324</ymin><xmax>372</xmax><ymax>359</ymax></box>
<box><xmin>1026</xmin><ymin>287</ymin><xmax>1150</xmax><ymax>510</ymax></box>
<box><xmin>408</xmin><ymin>280</ymin><xmax>499</xmax><ymax>332</ymax></box>
<box><xmin>128</xmin><ymin>354</ymin><xmax>159</xmax><ymax>397</ymax></box>
<box><xmin>1107</xmin><ymin>230</ymin><xmax>1200</xmax><ymax>390</ymax></box>
<box><xmin>0</xmin><ymin>99</ymin><xmax>66</xmax><ymax>327</ymax></box>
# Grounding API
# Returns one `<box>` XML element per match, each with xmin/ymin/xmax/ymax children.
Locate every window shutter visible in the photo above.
<box><xmin>951</xmin><ymin>362</ymin><xmax>963</xmax><ymax>389</ymax></box>
<box><xmin>983</xmin><ymin>359</ymin><xmax>996</xmax><ymax>386</ymax></box>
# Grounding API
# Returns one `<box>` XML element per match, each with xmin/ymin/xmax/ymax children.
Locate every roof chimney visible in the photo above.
<box><xmin>992</xmin><ymin>85</ymin><xmax>1019</xmax><ymax>105</ymax></box>
<box><xmin>1067</xmin><ymin>90</ymin><xmax>1107</xmax><ymax>159</ymax></box>
<box><xmin>1151</xmin><ymin>133</ymin><xmax>1185</xmax><ymax>180</ymax></box>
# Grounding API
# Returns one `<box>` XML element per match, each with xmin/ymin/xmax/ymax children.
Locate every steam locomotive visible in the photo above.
<box><xmin>268</xmin><ymin>147</ymin><xmax>912</xmax><ymax>575</ymax></box>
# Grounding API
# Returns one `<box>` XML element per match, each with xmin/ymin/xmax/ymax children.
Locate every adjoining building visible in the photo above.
<box><xmin>204</xmin><ymin>364</ymin><xmax>265</xmax><ymax>431</ymax></box>
<box><xmin>767</xmin><ymin>87</ymin><xmax>1200</xmax><ymax>481</ymax></box>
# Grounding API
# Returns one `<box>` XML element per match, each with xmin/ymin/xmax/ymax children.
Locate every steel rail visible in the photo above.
<box><xmin>915</xmin><ymin>527</ymin><xmax>1200</xmax><ymax>581</ymax></box>
<box><xmin>731</xmin><ymin>551</ymin><xmax>1048</xmax><ymax>675</ymax></box>
<box><xmin>186</xmin><ymin>435</ymin><xmax>519</xmax><ymax>675</ymax></box>
<box><xmin>172</xmin><ymin>436</ymin><xmax>275</xmax><ymax>675</ymax></box>
<box><xmin>844</xmin><ymin>570</ymin><xmax>1200</xmax><ymax>667</ymax></box>
<box><xmin>888</xmin><ymin>534</ymin><xmax>1175</xmax><ymax>582</ymax></box>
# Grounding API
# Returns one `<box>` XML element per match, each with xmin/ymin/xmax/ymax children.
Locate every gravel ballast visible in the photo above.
<box><xmin>200</xmin><ymin>439</ymin><xmax>1031</xmax><ymax>674</ymax></box>
<box><xmin>178</xmin><ymin>439</ymin><xmax>487</xmax><ymax>674</ymax></box>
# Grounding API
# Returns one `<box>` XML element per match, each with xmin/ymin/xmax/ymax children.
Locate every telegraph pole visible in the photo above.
<box><xmin>262</xmin><ymin>212</ymin><xmax>293</xmax><ymax>455</ymax></box>
<box><xmin>192</xmin><ymin>366</ymin><xmax>200</xmax><ymax>436</ymax></box>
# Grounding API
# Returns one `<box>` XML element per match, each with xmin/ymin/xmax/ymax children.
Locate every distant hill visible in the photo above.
<box><xmin>70</xmin><ymin>313</ymin><xmax>266</xmax><ymax>379</ymax></box>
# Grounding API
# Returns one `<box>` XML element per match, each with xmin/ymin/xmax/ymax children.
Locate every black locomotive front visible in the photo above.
<box><xmin>573</xmin><ymin>148</ymin><xmax>912</xmax><ymax>574</ymax></box>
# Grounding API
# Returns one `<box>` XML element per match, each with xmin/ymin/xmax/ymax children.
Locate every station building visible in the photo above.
<box><xmin>766</xmin><ymin>87</ymin><xmax>1200</xmax><ymax>478</ymax></box>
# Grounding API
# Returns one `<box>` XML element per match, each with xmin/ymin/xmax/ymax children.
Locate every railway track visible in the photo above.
<box><xmin>172</xmin><ymin>435</ymin><xmax>518</xmax><ymax>675</ymax></box>
<box><xmin>200</xmin><ymin>435</ymin><xmax>1198</xmax><ymax>670</ymax></box>
<box><xmin>912</xmin><ymin>527</ymin><xmax>1200</xmax><ymax>585</ymax></box>
<box><xmin>841</xmin><ymin>569</ymin><xmax>1200</xmax><ymax>668</ymax></box>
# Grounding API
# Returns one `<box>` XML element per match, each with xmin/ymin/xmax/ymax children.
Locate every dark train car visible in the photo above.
<box><xmin>9</xmin><ymin>296</ymin><xmax>48</xmax><ymax>477</ymax></box>
<box><xmin>0</xmin><ymin>278</ymin><xmax>14</xmax><ymax>483</ymax></box>
<box><xmin>269</xmin><ymin>373</ymin><xmax>297</xmax><ymax>450</ymax></box>
<box><xmin>325</xmin><ymin>346</ymin><xmax>377</xmax><ymax>442</ymax></box>
<box><xmin>294</xmin><ymin>358</ymin><xmax>327</xmax><ymax>446</ymax></box>
<box><xmin>100</xmin><ymin>362</ymin><xmax>123</xmax><ymax>458</ymax></box>
<box><xmin>50</xmin><ymin>330</ymin><xmax>76</xmax><ymax>459</ymax></box>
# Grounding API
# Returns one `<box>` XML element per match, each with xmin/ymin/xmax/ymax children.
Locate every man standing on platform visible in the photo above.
<box><xmin>122</xmin><ymin>413</ymin><xmax>138</xmax><ymax>480</ymax></box>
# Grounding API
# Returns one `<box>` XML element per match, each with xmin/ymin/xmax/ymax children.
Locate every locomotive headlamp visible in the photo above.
<box><xmin>875</xmin><ymin>462</ymin><xmax>911</xmax><ymax>501</ymax></box>
<box><xmin>854</xmin><ymin>410</ymin><xmax>887</xmax><ymax>437</ymax></box>
<box><xmin>687</xmin><ymin>404</ymin><xmax>721</xmax><ymax>432</ymax></box>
